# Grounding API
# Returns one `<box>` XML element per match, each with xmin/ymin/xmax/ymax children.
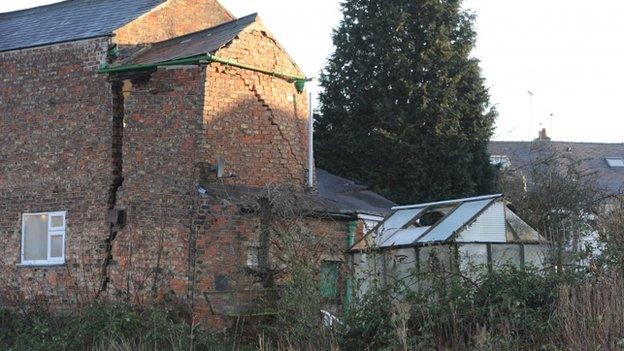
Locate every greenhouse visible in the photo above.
<box><xmin>349</xmin><ymin>194</ymin><xmax>550</xmax><ymax>294</ymax></box>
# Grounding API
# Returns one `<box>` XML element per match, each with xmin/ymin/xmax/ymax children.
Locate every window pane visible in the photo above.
<box><xmin>50</xmin><ymin>235</ymin><xmax>63</xmax><ymax>258</ymax></box>
<box><xmin>50</xmin><ymin>215</ymin><xmax>64</xmax><ymax>228</ymax></box>
<box><xmin>24</xmin><ymin>214</ymin><xmax>48</xmax><ymax>261</ymax></box>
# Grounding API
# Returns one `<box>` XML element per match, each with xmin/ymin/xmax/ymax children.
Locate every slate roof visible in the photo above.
<box><xmin>123</xmin><ymin>13</ymin><xmax>258</xmax><ymax>66</ymax></box>
<box><xmin>316</xmin><ymin>169</ymin><xmax>396</xmax><ymax>216</ymax></box>
<box><xmin>199</xmin><ymin>169</ymin><xmax>395</xmax><ymax>218</ymax></box>
<box><xmin>489</xmin><ymin>141</ymin><xmax>624</xmax><ymax>196</ymax></box>
<box><xmin>0</xmin><ymin>0</ymin><xmax>165</xmax><ymax>52</ymax></box>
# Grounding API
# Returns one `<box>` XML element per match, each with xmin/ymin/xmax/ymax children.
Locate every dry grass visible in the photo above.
<box><xmin>556</xmin><ymin>271</ymin><xmax>624</xmax><ymax>350</ymax></box>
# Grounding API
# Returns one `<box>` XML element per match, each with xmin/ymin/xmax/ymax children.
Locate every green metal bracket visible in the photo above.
<box><xmin>107</xmin><ymin>45</ymin><xmax>120</xmax><ymax>59</ymax></box>
<box><xmin>98</xmin><ymin>53</ymin><xmax>313</xmax><ymax>93</ymax></box>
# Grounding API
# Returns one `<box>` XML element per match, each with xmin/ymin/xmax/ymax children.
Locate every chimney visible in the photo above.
<box><xmin>536</xmin><ymin>128</ymin><xmax>551</xmax><ymax>141</ymax></box>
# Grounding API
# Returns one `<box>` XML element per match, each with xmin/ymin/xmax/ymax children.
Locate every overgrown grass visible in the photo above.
<box><xmin>2</xmin><ymin>266</ymin><xmax>624</xmax><ymax>350</ymax></box>
<box><xmin>0</xmin><ymin>302</ymin><xmax>224</xmax><ymax>351</ymax></box>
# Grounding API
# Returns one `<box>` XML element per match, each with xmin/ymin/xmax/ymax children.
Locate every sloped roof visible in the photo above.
<box><xmin>316</xmin><ymin>169</ymin><xmax>396</xmax><ymax>216</ymax></box>
<box><xmin>197</xmin><ymin>169</ymin><xmax>394</xmax><ymax>218</ymax></box>
<box><xmin>489</xmin><ymin>141</ymin><xmax>624</xmax><ymax>196</ymax></box>
<box><xmin>0</xmin><ymin>0</ymin><xmax>165</xmax><ymax>52</ymax></box>
<box><xmin>351</xmin><ymin>194</ymin><xmax>546</xmax><ymax>251</ymax></box>
<box><xmin>121</xmin><ymin>13</ymin><xmax>258</xmax><ymax>66</ymax></box>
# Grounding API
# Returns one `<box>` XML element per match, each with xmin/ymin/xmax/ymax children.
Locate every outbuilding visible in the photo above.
<box><xmin>349</xmin><ymin>194</ymin><xmax>550</xmax><ymax>294</ymax></box>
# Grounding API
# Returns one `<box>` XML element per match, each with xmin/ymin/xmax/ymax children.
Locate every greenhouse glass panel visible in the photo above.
<box><xmin>417</xmin><ymin>199</ymin><xmax>494</xmax><ymax>243</ymax></box>
<box><xmin>491</xmin><ymin>244</ymin><xmax>521</xmax><ymax>268</ymax></box>
<box><xmin>385</xmin><ymin>248</ymin><xmax>418</xmax><ymax>293</ymax></box>
<box><xmin>458</xmin><ymin>244</ymin><xmax>489</xmax><ymax>272</ymax></box>
<box><xmin>524</xmin><ymin>244</ymin><xmax>549</xmax><ymax>269</ymax></box>
<box><xmin>380</xmin><ymin>227</ymin><xmax>430</xmax><ymax>247</ymax></box>
<box><xmin>383</xmin><ymin>208</ymin><xmax>424</xmax><ymax>230</ymax></box>
<box><xmin>418</xmin><ymin>245</ymin><xmax>451</xmax><ymax>272</ymax></box>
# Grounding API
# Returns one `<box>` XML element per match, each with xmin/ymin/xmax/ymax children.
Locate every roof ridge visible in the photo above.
<box><xmin>492</xmin><ymin>140</ymin><xmax>624</xmax><ymax>145</ymax></box>
<box><xmin>392</xmin><ymin>194</ymin><xmax>502</xmax><ymax>210</ymax></box>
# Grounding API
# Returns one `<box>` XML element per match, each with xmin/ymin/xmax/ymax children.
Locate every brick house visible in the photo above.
<box><xmin>0</xmin><ymin>0</ymin><xmax>393</xmax><ymax>324</ymax></box>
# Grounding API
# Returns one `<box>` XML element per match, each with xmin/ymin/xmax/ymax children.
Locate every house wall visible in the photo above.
<box><xmin>202</xmin><ymin>25</ymin><xmax>309</xmax><ymax>189</ymax></box>
<box><xmin>0</xmin><ymin>2</ymin><xmax>353</xmax><ymax>328</ymax></box>
<box><xmin>106</xmin><ymin>67</ymin><xmax>205</xmax><ymax>302</ymax></box>
<box><xmin>0</xmin><ymin>38</ymin><xmax>113</xmax><ymax>302</ymax></box>
<box><xmin>0</xmin><ymin>0</ymin><xmax>237</xmax><ymax>305</ymax></box>
<box><xmin>192</xmin><ymin>196</ymin><xmax>352</xmax><ymax>325</ymax></box>
<box><xmin>113</xmin><ymin>0</ymin><xmax>234</xmax><ymax>45</ymax></box>
<box><xmin>103</xmin><ymin>24</ymin><xmax>329</xmax><ymax>326</ymax></box>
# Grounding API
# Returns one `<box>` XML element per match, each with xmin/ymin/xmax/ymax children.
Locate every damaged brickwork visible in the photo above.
<box><xmin>0</xmin><ymin>1</ymin><xmax>368</xmax><ymax>327</ymax></box>
<box><xmin>0</xmin><ymin>0</ymin><xmax>236</xmax><ymax>304</ymax></box>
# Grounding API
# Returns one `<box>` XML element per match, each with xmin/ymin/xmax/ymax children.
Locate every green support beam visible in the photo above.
<box><xmin>98</xmin><ymin>53</ymin><xmax>312</xmax><ymax>93</ymax></box>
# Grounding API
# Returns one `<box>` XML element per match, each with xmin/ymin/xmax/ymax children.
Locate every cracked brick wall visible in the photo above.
<box><xmin>105</xmin><ymin>23</ymin><xmax>334</xmax><ymax>325</ymax></box>
<box><xmin>0</xmin><ymin>3</ymin><xmax>353</xmax><ymax>327</ymax></box>
<box><xmin>0</xmin><ymin>1</ymin><xmax>243</xmax><ymax>306</ymax></box>
<box><xmin>107</xmin><ymin>67</ymin><xmax>205</xmax><ymax>301</ymax></box>
<box><xmin>203</xmin><ymin>25</ymin><xmax>310</xmax><ymax>189</ymax></box>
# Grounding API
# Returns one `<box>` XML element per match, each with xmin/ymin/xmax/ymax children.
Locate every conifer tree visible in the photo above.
<box><xmin>315</xmin><ymin>0</ymin><xmax>497</xmax><ymax>204</ymax></box>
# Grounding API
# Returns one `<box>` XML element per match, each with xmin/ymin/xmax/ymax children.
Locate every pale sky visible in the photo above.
<box><xmin>2</xmin><ymin>0</ymin><xmax>623</xmax><ymax>143</ymax></box>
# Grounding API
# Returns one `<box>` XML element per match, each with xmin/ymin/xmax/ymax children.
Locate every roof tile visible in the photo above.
<box><xmin>0</xmin><ymin>0</ymin><xmax>164</xmax><ymax>52</ymax></box>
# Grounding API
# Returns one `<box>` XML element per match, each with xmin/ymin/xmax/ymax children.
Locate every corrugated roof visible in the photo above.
<box><xmin>120</xmin><ymin>13</ymin><xmax>258</xmax><ymax>66</ymax></box>
<box><xmin>489</xmin><ymin>141</ymin><xmax>624</xmax><ymax>196</ymax></box>
<box><xmin>0</xmin><ymin>0</ymin><xmax>165</xmax><ymax>52</ymax></box>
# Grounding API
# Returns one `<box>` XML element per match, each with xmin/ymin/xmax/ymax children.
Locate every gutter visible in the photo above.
<box><xmin>98</xmin><ymin>53</ymin><xmax>312</xmax><ymax>93</ymax></box>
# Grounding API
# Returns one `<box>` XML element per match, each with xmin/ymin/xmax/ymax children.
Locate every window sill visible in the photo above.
<box><xmin>17</xmin><ymin>262</ymin><xmax>66</xmax><ymax>268</ymax></box>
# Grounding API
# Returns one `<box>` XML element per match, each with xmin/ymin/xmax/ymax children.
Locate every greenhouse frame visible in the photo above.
<box><xmin>349</xmin><ymin>194</ymin><xmax>551</xmax><ymax>294</ymax></box>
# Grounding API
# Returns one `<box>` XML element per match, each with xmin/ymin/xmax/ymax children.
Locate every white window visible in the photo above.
<box><xmin>246</xmin><ymin>243</ymin><xmax>259</xmax><ymax>269</ymax></box>
<box><xmin>490</xmin><ymin>155</ymin><xmax>511</xmax><ymax>168</ymax></box>
<box><xmin>21</xmin><ymin>211</ymin><xmax>66</xmax><ymax>265</ymax></box>
<box><xmin>606</xmin><ymin>157</ymin><xmax>624</xmax><ymax>168</ymax></box>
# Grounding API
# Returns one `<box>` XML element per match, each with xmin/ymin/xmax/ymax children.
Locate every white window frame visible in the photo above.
<box><xmin>21</xmin><ymin>211</ymin><xmax>66</xmax><ymax>266</ymax></box>
<box><xmin>246</xmin><ymin>242</ymin><xmax>260</xmax><ymax>269</ymax></box>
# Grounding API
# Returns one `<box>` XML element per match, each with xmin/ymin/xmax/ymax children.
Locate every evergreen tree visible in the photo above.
<box><xmin>315</xmin><ymin>0</ymin><xmax>497</xmax><ymax>204</ymax></box>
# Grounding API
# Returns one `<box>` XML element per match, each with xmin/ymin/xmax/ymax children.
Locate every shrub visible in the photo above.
<box><xmin>338</xmin><ymin>286</ymin><xmax>398</xmax><ymax>351</ymax></box>
<box><xmin>0</xmin><ymin>302</ymin><xmax>224</xmax><ymax>351</ymax></box>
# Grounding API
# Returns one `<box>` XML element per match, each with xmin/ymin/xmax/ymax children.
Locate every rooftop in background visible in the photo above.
<box><xmin>351</xmin><ymin>194</ymin><xmax>546</xmax><ymax>251</ymax></box>
<box><xmin>489</xmin><ymin>130</ymin><xmax>624</xmax><ymax>196</ymax></box>
<box><xmin>0</xmin><ymin>0</ymin><xmax>165</xmax><ymax>52</ymax></box>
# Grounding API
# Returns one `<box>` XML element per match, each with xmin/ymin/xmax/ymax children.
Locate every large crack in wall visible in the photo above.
<box><xmin>231</xmin><ymin>69</ymin><xmax>305</xmax><ymax>170</ymax></box>
<box><xmin>98</xmin><ymin>79</ymin><xmax>125</xmax><ymax>297</ymax></box>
